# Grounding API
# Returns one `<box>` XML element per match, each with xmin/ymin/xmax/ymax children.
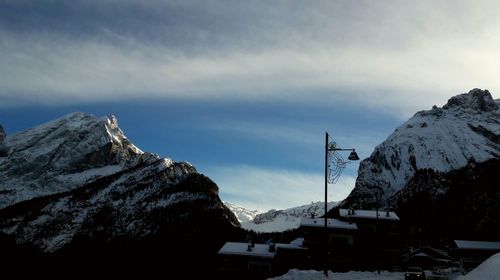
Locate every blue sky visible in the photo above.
<box><xmin>1</xmin><ymin>1</ymin><xmax>499</xmax><ymax>211</ymax></box>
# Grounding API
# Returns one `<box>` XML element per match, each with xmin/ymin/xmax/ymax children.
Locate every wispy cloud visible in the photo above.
<box><xmin>205</xmin><ymin>165</ymin><xmax>356</xmax><ymax>211</ymax></box>
<box><xmin>1</xmin><ymin>1</ymin><xmax>499</xmax><ymax>116</ymax></box>
<box><xmin>208</xmin><ymin>120</ymin><xmax>322</xmax><ymax>147</ymax></box>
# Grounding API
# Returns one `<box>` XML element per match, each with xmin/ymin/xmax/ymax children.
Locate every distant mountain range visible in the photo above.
<box><xmin>224</xmin><ymin>202</ymin><xmax>263</xmax><ymax>223</ymax></box>
<box><xmin>226</xmin><ymin>201</ymin><xmax>338</xmax><ymax>233</ymax></box>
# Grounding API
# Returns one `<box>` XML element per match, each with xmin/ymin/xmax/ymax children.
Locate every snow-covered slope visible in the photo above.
<box><xmin>0</xmin><ymin>112</ymin><xmax>239</xmax><ymax>253</ymax></box>
<box><xmin>343</xmin><ymin>89</ymin><xmax>500</xmax><ymax>208</ymax></box>
<box><xmin>225</xmin><ymin>202</ymin><xmax>262</xmax><ymax>223</ymax></box>
<box><xmin>237</xmin><ymin>201</ymin><xmax>339</xmax><ymax>233</ymax></box>
<box><xmin>269</xmin><ymin>269</ymin><xmax>403</xmax><ymax>280</ymax></box>
<box><xmin>0</xmin><ymin>112</ymin><xmax>144</xmax><ymax>209</ymax></box>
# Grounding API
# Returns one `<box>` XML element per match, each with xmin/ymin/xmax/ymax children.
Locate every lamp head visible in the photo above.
<box><xmin>348</xmin><ymin>150</ymin><xmax>360</xmax><ymax>161</ymax></box>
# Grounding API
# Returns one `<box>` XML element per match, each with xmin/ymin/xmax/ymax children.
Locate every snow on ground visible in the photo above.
<box><xmin>456</xmin><ymin>252</ymin><xmax>500</xmax><ymax>280</ymax></box>
<box><xmin>270</xmin><ymin>252</ymin><xmax>500</xmax><ymax>280</ymax></box>
<box><xmin>268</xmin><ymin>269</ymin><xmax>402</xmax><ymax>280</ymax></box>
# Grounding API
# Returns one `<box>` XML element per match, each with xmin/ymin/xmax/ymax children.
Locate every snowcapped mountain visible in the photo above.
<box><xmin>0</xmin><ymin>112</ymin><xmax>144</xmax><ymax>209</ymax></box>
<box><xmin>230</xmin><ymin>201</ymin><xmax>338</xmax><ymax>233</ymax></box>
<box><xmin>0</xmin><ymin>113</ymin><xmax>239</xmax><ymax>258</ymax></box>
<box><xmin>342</xmin><ymin>89</ymin><xmax>500</xmax><ymax>208</ymax></box>
<box><xmin>225</xmin><ymin>202</ymin><xmax>262</xmax><ymax>223</ymax></box>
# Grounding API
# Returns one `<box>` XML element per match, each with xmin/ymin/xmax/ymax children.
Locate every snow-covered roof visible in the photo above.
<box><xmin>275</xmin><ymin>243</ymin><xmax>307</xmax><ymax>251</ymax></box>
<box><xmin>339</xmin><ymin>208</ymin><xmax>400</xmax><ymax>221</ymax></box>
<box><xmin>454</xmin><ymin>240</ymin><xmax>500</xmax><ymax>251</ymax></box>
<box><xmin>217</xmin><ymin>242</ymin><xmax>304</xmax><ymax>258</ymax></box>
<box><xmin>300</xmin><ymin>218</ymin><xmax>357</xmax><ymax>230</ymax></box>
<box><xmin>218</xmin><ymin>242</ymin><xmax>275</xmax><ymax>258</ymax></box>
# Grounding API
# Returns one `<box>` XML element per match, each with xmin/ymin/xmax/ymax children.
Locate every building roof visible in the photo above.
<box><xmin>300</xmin><ymin>218</ymin><xmax>357</xmax><ymax>230</ymax></box>
<box><xmin>339</xmin><ymin>208</ymin><xmax>400</xmax><ymax>221</ymax></box>
<box><xmin>454</xmin><ymin>240</ymin><xmax>500</xmax><ymax>251</ymax></box>
<box><xmin>217</xmin><ymin>242</ymin><xmax>304</xmax><ymax>258</ymax></box>
<box><xmin>290</xmin><ymin>237</ymin><xmax>304</xmax><ymax>247</ymax></box>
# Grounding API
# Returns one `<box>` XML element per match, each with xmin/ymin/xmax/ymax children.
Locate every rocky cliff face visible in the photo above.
<box><xmin>342</xmin><ymin>89</ymin><xmax>500</xmax><ymax>209</ymax></box>
<box><xmin>0</xmin><ymin>113</ymin><xmax>240</xmax><ymax>274</ymax></box>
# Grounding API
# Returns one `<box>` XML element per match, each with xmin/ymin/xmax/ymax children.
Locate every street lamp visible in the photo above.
<box><xmin>367</xmin><ymin>185</ymin><xmax>384</xmax><ymax>275</ymax></box>
<box><xmin>323</xmin><ymin>131</ymin><xmax>359</xmax><ymax>276</ymax></box>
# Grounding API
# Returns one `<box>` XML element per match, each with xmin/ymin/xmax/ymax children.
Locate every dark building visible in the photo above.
<box><xmin>216</xmin><ymin>241</ymin><xmax>307</xmax><ymax>279</ymax></box>
<box><xmin>336</xmin><ymin>208</ymin><xmax>402</xmax><ymax>269</ymax></box>
<box><xmin>299</xmin><ymin>217</ymin><xmax>357</xmax><ymax>271</ymax></box>
<box><xmin>402</xmin><ymin>246</ymin><xmax>456</xmax><ymax>271</ymax></box>
<box><xmin>217</xmin><ymin>209</ymin><xmax>402</xmax><ymax>277</ymax></box>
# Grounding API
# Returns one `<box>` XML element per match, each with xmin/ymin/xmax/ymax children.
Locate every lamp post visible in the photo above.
<box><xmin>367</xmin><ymin>185</ymin><xmax>384</xmax><ymax>275</ymax></box>
<box><xmin>323</xmin><ymin>132</ymin><xmax>359</xmax><ymax>276</ymax></box>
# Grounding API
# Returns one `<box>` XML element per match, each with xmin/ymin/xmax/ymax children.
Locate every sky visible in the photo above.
<box><xmin>1</xmin><ymin>0</ymin><xmax>499</xmax><ymax>211</ymax></box>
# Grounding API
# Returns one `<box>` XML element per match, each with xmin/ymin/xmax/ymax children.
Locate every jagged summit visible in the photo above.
<box><xmin>443</xmin><ymin>88</ymin><xmax>498</xmax><ymax>112</ymax></box>
<box><xmin>342</xmin><ymin>89</ymin><xmax>500</xmax><ymax>208</ymax></box>
<box><xmin>4</xmin><ymin>112</ymin><xmax>143</xmax><ymax>158</ymax></box>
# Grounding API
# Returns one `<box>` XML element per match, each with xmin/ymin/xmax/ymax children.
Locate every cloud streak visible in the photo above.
<box><xmin>205</xmin><ymin>165</ymin><xmax>356</xmax><ymax>211</ymax></box>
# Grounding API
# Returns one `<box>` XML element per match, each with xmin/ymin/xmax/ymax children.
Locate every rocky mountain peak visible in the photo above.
<box><xmin>443</xmin><ymin>88</ymin><xmax>498</xmax><ymax>112</ymax></box>
<box><xmin>0</xmin><ymin>112</ymin><xmax>147</xmax><ymax>208</ymax></box>
<box><xmin>342</xmin><ymin>89</ymin><xmax>500</xmax><ymax>209</ymax></box>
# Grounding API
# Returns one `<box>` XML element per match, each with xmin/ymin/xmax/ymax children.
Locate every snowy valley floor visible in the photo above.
<box><xmin>268</xmin><ymin>270</ymin><xmax>406</xmax><ymax>280</ymax></box>
<box><xmin>269</xmin><ymin>270</ymin><xmax>465</xmax><ymax>280</ymax></box>
<box><xmin>269</xmin><ymin>252</ymin><xmax>500</xmax><ymax>280</ymax></box>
